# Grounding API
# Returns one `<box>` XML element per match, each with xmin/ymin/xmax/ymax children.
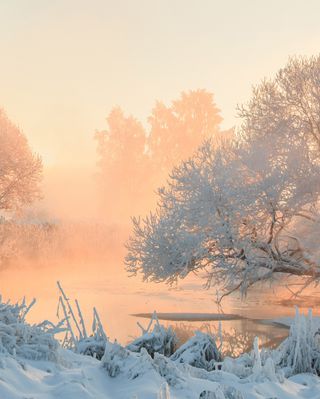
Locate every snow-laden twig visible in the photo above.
<box><xmin>58</xmin><ymin>295</ymin><xmax>77</xmax><ymax>349</ymax></box>
<box><xmin>57</xmin><ymin>281</ymin><xmax>83</xmax><ymax>340</ymax></box>
<box><xmin>92</xmin><ymin>307</ymin><xmax>108</xmax><ymax>341</ymax></box>
<box><xmin>21</xmin><ymin>297</ymin><xmax>36</xmax><ymax>321</ymax></box>
<box><xmin>75</xmin><ymin>299</ymin><xmax>88</xmax><ymax>339</ymax></box>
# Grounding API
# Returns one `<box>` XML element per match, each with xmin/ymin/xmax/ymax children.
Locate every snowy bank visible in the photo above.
<box><xmin>1</xmin><ymin>347</ymin><xmax>320</xmax><ymax>399</ymax></box>
<box><xmin>0</xmin><ymin>295</ymin><xmax>320</xmax><ymax>398</ymax></box>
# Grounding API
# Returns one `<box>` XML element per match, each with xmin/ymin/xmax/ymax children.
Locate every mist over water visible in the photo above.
<box><xmin>0</xmin><ymin>156</ymin><xmax>318</xmax><ymax>348</ymax></box>
<box><xmin>0</xmin><ymin>80</ymin><xmax>319</xmax><ymax>354</ymax></box>
<box><xmin>0</xmin><ymin>209</ymin><xmax>317</xmax><ymax>349</ymax></box>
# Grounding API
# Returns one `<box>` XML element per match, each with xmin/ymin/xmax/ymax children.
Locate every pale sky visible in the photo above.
<box><xmin>0</xmin><ymin>0</ymin><xmax>319</xmax><ymax>167</ymax></box>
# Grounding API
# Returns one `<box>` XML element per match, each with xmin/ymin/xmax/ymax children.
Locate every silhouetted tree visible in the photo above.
<box><xmin>148</xmin><ymin>89</ymin><xmax>223</xmax><ymax>174</ymax></box>
<box><xmin>95</xmin><ymin>107</ymin><xmax>150</xmax><ymax>222</ymax></box>
<box><xmin>95</xmin><ymin>90</ymin><xmax>226</xmax><ymax>224</ymax></box>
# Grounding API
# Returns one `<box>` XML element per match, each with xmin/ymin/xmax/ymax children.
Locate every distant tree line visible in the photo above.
<box><xmin>94</xmin><ymin>89</ymin><xmax>230</xmax><ymax>223</ymax></box>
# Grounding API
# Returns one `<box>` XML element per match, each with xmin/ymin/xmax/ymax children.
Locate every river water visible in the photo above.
<box><xmin>1</xmin><ymin>254</ymin><xmax>318</xmax><ymax>355</ymax></box>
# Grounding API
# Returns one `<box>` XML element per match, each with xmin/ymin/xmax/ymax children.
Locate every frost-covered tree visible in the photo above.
<box><xmin>238</xmin><ymin>55</ymin><xmax>320</xmax><ymax>165</ymax></box>
<box><xmin>126</xmin><ymin>55</ymin><xmax>320</xmax><ymax>300</ymax></box>
<box><xmin>0</xmin><ymin>110</ymin><xmax>42</xmax><ymax>213</ymax></box>
<box><xmin>126</xmin><ymin>137</ymin><xmax>320</xmax><ymax>299</ymax></box>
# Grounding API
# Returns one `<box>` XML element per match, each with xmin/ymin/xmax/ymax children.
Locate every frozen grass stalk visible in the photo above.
<box><xmin>57</xmin><ymin>281</ymin><xmax>83</xmax><ymax>340</ymax></box>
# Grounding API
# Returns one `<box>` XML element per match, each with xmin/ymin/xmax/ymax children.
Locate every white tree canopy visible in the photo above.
<box><xmin>125</xmin><ymin>55</ymin><xmax>320</xmax><ymax>300</ymax></box>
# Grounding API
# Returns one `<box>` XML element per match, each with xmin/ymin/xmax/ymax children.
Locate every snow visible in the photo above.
<box><xmin>0</xmin><ymin>298</ymin><xmax>319</xmax><ymax>399</ymax></box>
<box><xmin>0</xmin><ymin>348</ymin><xmax>320</xmax><ymax>399</ymax></box>
<box><xmin>170</xmin><ymin>331</ymin><xmax>222</xmax><ymax>371</ymax></box>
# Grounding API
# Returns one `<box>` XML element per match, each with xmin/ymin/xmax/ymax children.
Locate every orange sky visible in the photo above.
<box><xmin>0</xmin><ymin>0</ymin><xmax>319</xmax><ymax>169</ymax></box>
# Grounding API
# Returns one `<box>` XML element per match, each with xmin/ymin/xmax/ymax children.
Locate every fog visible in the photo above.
<box><xmin>1</xmin><ymin>1</ymin><xmax>320</xmax><ymax>347</ymax></box>
<box><xmin>0</xmin><ymin>85</ymin><xmax>319</xmax><ymax>344</ymax></box>
<box><xmin>0</xmin><ymin>90</ymin><xmax>227</xmax><ymax>343</ymax></box>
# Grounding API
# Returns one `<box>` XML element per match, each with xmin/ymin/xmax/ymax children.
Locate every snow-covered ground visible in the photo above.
<box><xmin>1</xmin><ymin>296</ymin><xmax>320</xmax><ymax>399</ymax></box>
<box><xmin>1</xmin><ymin>348</ymin><xmax>320</xmax><ymax>399</ymax></box>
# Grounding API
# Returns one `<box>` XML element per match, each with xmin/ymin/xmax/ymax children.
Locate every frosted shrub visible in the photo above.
<box><xmin>101</xmin><ymin>341</ymin><xmax>154</xmax><ymax>379</ymax></box>
<box><xmin>77</xmin><ymin>338</ymin><xmax>106</xmax><ymax>360</ymax></box>
<box><xmin>170</xmin><ymin>331</ymin><xmax>222</xmax><ymax>371</ymax></box>
<box><xmin>262</xmin><ymin>357</ymin><xmax>278</xmax><ymax>382</ymax></box>
<box><xmin>222</xmin><ymin>338</ymin><xmax>279</xmax><ymax>383</ymax></box>
<box><xmin>127</xmin><ymin>325</ymin><xmax>177</xmax><ymax>358</ymax></box>
<box><xmin>102</xmin><ymin>341</ymin><xmax>185</xmax><ymax>387</ymax></box>
<box><xmin>0</xmin><ymin>297</ymin><xmax>60</xmax><ymax>361</ymax></box>
<box><xmin>77</xmin><ymin>307</ymin><xmax>108</xmax><ymax>360</ymax></box>
<box><xmin>249</xmin><ymin>337</ymin><xmax>279</xmax><ymax>382</ymax></box>
<box><xmin>275</xmin><ymin>308</ymin><xmax>320</xmax><ymax>376</ymax></box>
<box><xmin>221</xmin><ymin>354</ymin><xmax>252</xmax><ymax>379</ymax></box>
<box><xmin>101</xmin><ymin>341</ymin><xmax>130</xmax><ymax>377</ymax></box>
<box><xmin>127</xmin><ymin>312</ymin><xmax>177</xmax><ymax>358</ymax></box>
<box><xmin>153</xmin><ymin>353</ymin><xmax>186</xmax><ymax>387</ymax></box>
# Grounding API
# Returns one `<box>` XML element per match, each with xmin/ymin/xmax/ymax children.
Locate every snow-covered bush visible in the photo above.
<box><xmin>77</xmin><ymin>337</ymin><xmax>106</xmax><ymax>360</ymax></box>
<box><xmin>127</xmin><ymin>312</ymin><xmax>177</xmax><ymax>358</ymax></box>
<box><xmin>101</xmin><ymin>341</ymin><xmax>156</xmax><ymax>379</ymax></box>
<box><xmin>248</xmin><ymin>337</ymin><xmax>279</xmax><ymax>382</ymax></box>
<box><xmin>101</xmin><ymin>341</ymin><xmax>131</xmax><ymax>377</ymax></box>
<box><xmin>0</xmin><ymin>297</ymin><xmax>61</xmax><ymax>361</ymax></box>
<box><xmin>153</xmin><ymin>352</ymin><xmax>187</xmax><ymax>387</ymax></box>
<box><xmin>170</xmin><ymin>331</ymin><xmax>222</xmax><ymax>371</ymax></box>
<box><xmin>275</xmin><ymin>308</ymin><xmax>320</xmax><ymax>376</ymax></box>
<box><xmin>127</xmin><ymin>325</ymin><xmax>177</xmax><ymax>358</ymax></box>
<box><xmin>222</xmin><ymin>337</ymin><xmax>279</xmax><ymax>382</ymax></box>
<box><xmin>76</xmin><ymin>307</ymin><xmax>108</xmax><ymax>360</ymax></box>
<box><xmin>102</xmin><ymin>340</ymin><xmax>185</xmax><ymax>387</ymax></box>
<box><xmin>221</xmin><ymin>354</ymin><xmax>252</xmax><ymax>379</ymax></box>
<box><xmin>221</xmin><ymin>309</ymin><xmax>320</xmax><ymax>382</ymax></box>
